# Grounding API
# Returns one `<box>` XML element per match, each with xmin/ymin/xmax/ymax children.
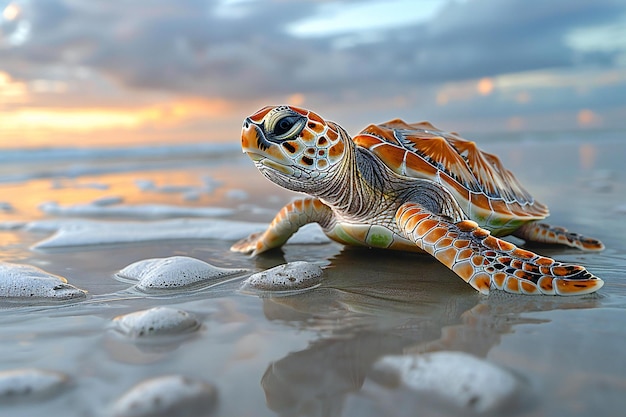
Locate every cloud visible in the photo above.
<box><xmin>2</xmin><ymin>0</ymin><xmax>624</xmax><ymax>100</ymax></box>
<box><xmin>1</xmin><ymin>0</ymin><xmax>625</xmax><ymax>137</ymax></box>
<box><xmin>1</xmin><ymin>0</ymin><xmax>319</xmax><ymax>98</ymax></box>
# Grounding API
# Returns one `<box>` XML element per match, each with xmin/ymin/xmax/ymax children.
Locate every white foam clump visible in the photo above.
<box><xmin>373</xmin><ymin>351</ymin><xmax>518</xmax><ymax>413</ymax></box>
<box><xmin>0</xmin><ymin>262</ymin><xmax>87</xmax><ymax>302</ymax></box>
<box><xmin>29</xmin><ymin>218</ymin><xmax>330</xmax><ymax>249</ymax></box>
<box><xmin>39</xmin><ymin>201</ymin><xmax>233</xmax><ymax>218</ymax></box>
<box><xmin>0</xmin><ymin>368</ymin><xmax>69</xmax><ymax>400</ymax></box>
<box><xmin>110</xmin><ymin>375</ymin><xmax>217</xmax><ymax>417</ymax></box>
<box><xmin>113</xmin><ymin>307</ymin><xmax>200</xmax><ymax>337</ymax></box>
<box><xmin>241</xmin><ymin>261</ymin><xmax>323</xmax><ymax>292</ymax></box>
<box><xmin>118</xmin><ymin>256</ymin><xmax>245</xmax><ymax>291</ymax></box>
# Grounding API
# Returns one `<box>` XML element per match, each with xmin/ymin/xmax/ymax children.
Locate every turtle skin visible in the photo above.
<box><xmin>231</xmin><ymin>105</ymin><xmax>604</xmax><ymax>295</ymax></box>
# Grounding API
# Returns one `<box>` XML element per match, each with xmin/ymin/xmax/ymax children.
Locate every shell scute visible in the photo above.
<box><xmin>326</xmin><ymin>128</ymin><xmax>339</xmax><ymax>142</ymax></box>
<box><xmin>249</xmin><ymin>106</ymin><xmax>273</xmax><ymax>122</ymax></box>
<box><xmin>470</xmin><ymin>273</ymin><xmax>491</xmax><ymax>293</ymax></box>
<box><xmin>520</xmin><ymin>280</ymin><xmax>539</xmax><ymax>294</ymax></box>
<box><xmin>423</xmin><ymin>226</ymin><xmax>448</xmax><ymax>245</ymax></box>
<box><xmin>453</xmin><ymin>239</ymin><xmax>471</xmax><ymax>249</ymax></box>
<box><xmin>307</xmin><ymin>110</ymin><xmax>324</xmax><ymax>123</ymax></box>
<box><xmin>512</xmin><ymin>248</ymin><xmax>536</xmax><ymax>260</ymax></box>
<box><xmin>300</xmin><ymin>128</ymin><xmax>316</xmax><ymax>143</ymax></box>
<box><xmin>452</xmin><ymin>261</ymin><xmax>474</xmax><ymax>282</ymax></box>
<box><xmin>456</xmin><ymin>248</ymin><xmax>474</xmax><ymax>261</ymax></box>
<box><xmin>505</xmin><ymin>276</ymin><xmax>520</xmax><ymax>293</ymax></box>
<box><xmin>488</xmin><ymin>199</ymin><xmax>512</xmax><ymax>216</ymax></box>
<box><xmin>289</xmin><ymin>106</ymin><xmax>309</xmax><ymax>116</ymax></box>
<box><xmin>416</xmin><ymin>219</ymin><xmax>440</xmax><ymax>237</ymax></box>
<box><xmin>537</xmin><ymin>276</ymin><xmax>555</xmax><ymax>294</ymax></box>
<box><xmin>457</xmin><ymin>220</ymin><xmax>478</xmax><ymax>232</ymax></box>
<box><xmin>554</xmin><ymin>278</ymin><xmax>602</xmax><ymax>295</ymax></box>
<box><xmin>471</xmin><ymin>255</ymin><xmax>486</xmax><ymax>267</ymax></box>
<box><xmin>436</xmin><ymin>247</ymin><xmax>458</xmax><ymax>267</ymax></box>
<box><xmin>353</xmin><ymin>120</ymin><xmax>549</xmax><ymax>221</ymax></box>
<box><xmin>492</xmin><ymin>272</ymin><xmax>507</xmax><ymax>289</ymax></box>
<box><xmin>328</xmin><ymin>141</ymin><xmax>345</xmax><ymax>159</ymax></box>
<box><xmin>435</xmin><ymin>237</ymin><xmax>455</xmax><ymax>249</ymax></box>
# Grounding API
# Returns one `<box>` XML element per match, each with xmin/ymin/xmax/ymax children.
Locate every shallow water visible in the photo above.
<box><xmin>0</xmin><ymin>132</ymin><xmax>625</xmax><ymax>416</ymax></box>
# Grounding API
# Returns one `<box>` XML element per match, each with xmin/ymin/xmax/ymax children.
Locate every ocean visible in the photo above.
<box><xmin>0</xmin><ymin>130</ymin><xmax>625</xmax><ymax>416</ymax></box>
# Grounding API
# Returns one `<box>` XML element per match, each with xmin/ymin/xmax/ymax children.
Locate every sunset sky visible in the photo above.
<box><xmin>1</xmin><ymin>0</ymin><xmax>625</xmax><ymax>148</ymax></box>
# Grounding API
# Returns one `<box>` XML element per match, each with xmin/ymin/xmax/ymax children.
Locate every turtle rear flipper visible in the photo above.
<box><xmin>513</xmin><ymin>221</ymin><xmax>605</xmax><ymax>251</ymax></box>
<box><xmin>396</xmin><ymin>202</ymin><xmax>604</xmax><ymax>295</ymax></box>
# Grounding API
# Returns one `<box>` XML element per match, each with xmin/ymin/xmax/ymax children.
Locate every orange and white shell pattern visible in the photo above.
<box><xmin>241</xmin><ymin>105</ymin><xmax>346</xmax><ymax>177</ymax></box>
<box><xmin>354</xmin><ymin>120</ymin><xmax>549</xmax><ymax>235</ymax></box>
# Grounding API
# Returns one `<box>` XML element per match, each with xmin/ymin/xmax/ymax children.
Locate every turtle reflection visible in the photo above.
<box><xmin>256</xmin><ymin>247</ymin><xmax>600</xmax><ymax>417</ymax></box>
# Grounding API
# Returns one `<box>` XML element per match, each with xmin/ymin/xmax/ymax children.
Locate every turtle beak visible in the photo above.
<box><xmin>242</xmin><ymin>118</ymin><xmax>268</xmax><ymax>154</ymax></box>
<box><xmin>241</xmin><ymin>118</ymin><xmax>273</xmax><ymax>161</ymax></box>
<box><xmin>241</xmin><ymin>118</ymin><xmax>258</xmax><ymax>153</ymax></box>
<box><xmin>240</xmin><ymin>117</ymin><xmax>294</xmax><ymax>176</ymax></box>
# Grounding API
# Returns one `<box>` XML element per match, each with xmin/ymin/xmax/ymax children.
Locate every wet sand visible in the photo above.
<box><xmin>0</xmin><ymin>131</ymin><xmax>625</xmax><ymax>416</ymax></box>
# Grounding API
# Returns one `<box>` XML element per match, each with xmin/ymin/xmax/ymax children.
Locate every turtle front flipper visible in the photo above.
<box><xmin>231</xmin><ymin>197</ymin><xmax>333</xmax><ymax>256</ymax></box>
<box><xmin>395</xmin><ymin>202</ymin><xmax>604</xmax><ymax>296</ymax></box>
<box><xmin>513</xmin><ymin>221</ymin><xmax>604</xmax><ymax>251</ymax></box>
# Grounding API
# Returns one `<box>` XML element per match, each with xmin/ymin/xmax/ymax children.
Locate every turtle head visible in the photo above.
<box><xmin>240</xmin><ymin>105</ymin><xmax>349</xmax><ymax>193</ymax></box>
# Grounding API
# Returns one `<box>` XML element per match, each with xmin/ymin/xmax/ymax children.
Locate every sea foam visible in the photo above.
<box><xmin>0</xmin><ymin>262</ymin><xmax>87</xmax><ymax>303</ymax></box>
<box><xmin>27</xmin><ymin>219</ymin><xmax>328</xmax><ymax>249</ymax></box>
<box><xmin>118</xmin><ymin>256</ymin><xmax>246</xmax><ymax>291</ymax></box>
<box><xmin>39</xmin><ymin>201</ymin><xmax>233</xmax><ymax>219</ymax></box>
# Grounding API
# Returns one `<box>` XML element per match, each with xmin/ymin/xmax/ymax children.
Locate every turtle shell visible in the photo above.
<box><xmin>353</xmin><ymin>119</ymin><xmax>549</xmax><ymax>235</ymax></box>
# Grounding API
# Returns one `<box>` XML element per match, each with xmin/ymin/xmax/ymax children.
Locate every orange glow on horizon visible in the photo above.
<box><xmin>437</xmin><ymin>76</ymin><xmax>496</xmax><ymax>106</ymax></box>
<box><xmin>477</xmin><ymin>77</ymin><xmax>494</xmax><ymax>96</ymax></box>
<box><xmin>0</xmin><ymin>71</ymin><xmax>29</xmax><ymax>102</ymax></box>
<box><xmin>0</xmin><ymin>95</ymin><xmax>239</xmax><ymax>148</ymax></box>
<box><xmin>0</xmin><ymin>98</ymin><xmax>232</xmax><ymax>131</ymax></box>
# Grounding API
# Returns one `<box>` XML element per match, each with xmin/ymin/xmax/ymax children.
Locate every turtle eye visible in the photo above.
<box><xmin>274</xmin><ymin>116</ymin><xmax>297</xmax><ymax>136</ymax></box>
<box><xmin>272</xmin><ymin>115</ymin><xmax>304</xmax><ymax>140</ymax></box>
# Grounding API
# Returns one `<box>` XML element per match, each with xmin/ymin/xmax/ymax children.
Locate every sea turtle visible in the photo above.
<box><xmin>231</xmin><ymin>105</ymin><xmax>605</xmax><ymax>295</ymax></box>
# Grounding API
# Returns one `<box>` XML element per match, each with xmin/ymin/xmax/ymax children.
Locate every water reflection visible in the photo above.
<box><xmin>255</xmin><ymin>247</ymin><xmax>600</xmax><ymax>417</ymax></box>
<box><xmin>578</xmin><ymin>143</ymin><xmax>597</xmax><ymax>171</ymax></box>
<box><xmin>104</xmin><ymin>323</ymin><xmax>203</xmax><ymax>365</ymax></box>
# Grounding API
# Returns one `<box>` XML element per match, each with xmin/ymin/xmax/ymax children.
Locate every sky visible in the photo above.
<box><xmin>0</xmin><ymin>0</ymin><xmax>625</xmax><ymax>148</ymax></box>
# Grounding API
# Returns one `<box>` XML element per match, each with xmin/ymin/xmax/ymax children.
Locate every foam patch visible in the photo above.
<box><xmin>29</xmin><ymin>218</ymin><xmax>329</xmax><ymax>249</ymax></box>
<box><xmin>0</xmin><ymin>368</ymin><xmax>69</xmax><ymax>401</ymax></box>
<box><xmin>241</xmin><ymin>261</ymin><xmax>323</xmax><ymax>293</ymax></box>
<box><xmin>118</xmin><ymin>256</ymin><xmax>246</xmax><ymax>291</ymax></box>
<box><xmin>372</xmin><ymin>351</ymin><xmax>518</xmax><ymax>413</ymax></box>
<box><xmin>113</xmin><ymin>307</ymin><xmax>200</xmax><ymax>337</ymax></box>
<box><xmin>0</xmin><ymin>262</ymin><xmax>87</xmax><ymax>303</ymax></box>
<box><xmin>110</xmin><ymin>375</ymin><xmax>217</xmax><ymax>417</ymax></box>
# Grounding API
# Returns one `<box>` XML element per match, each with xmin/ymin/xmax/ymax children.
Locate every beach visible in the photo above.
<box><xmin>0</xmin><ymin>130</ymin><xmax>625</xmax><ymax>417</ymax></box>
